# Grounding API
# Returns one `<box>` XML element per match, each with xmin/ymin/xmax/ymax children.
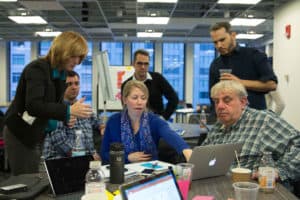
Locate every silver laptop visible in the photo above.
<box><xmin>189</xmin><ymin>143</ymin><xmax>243</xmax><ymax>180</ymax></box>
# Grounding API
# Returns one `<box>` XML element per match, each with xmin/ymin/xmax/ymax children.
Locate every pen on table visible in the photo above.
<box><xmin>125</xmin><ymin>171</ymin><xmax>138</xmax><ymax>178</ymax></box>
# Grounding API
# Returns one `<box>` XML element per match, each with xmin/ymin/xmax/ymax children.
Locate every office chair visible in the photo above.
<box><xmin>294</xmin><ymin>180</ymin><xmax>300</xmax><ymax>198</ymax></box>
<box><xmin>158</xmin><ymin>139</ymin><xmax>185</xmax><ymax>164</ymax></box>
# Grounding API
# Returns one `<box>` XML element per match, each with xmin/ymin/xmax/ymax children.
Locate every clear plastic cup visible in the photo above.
<box><xmin>175</xmin><ymin>163</ymin><xmax>194</xmax><ymax>200</ymax></box>
<box><xmin>219</xmin><ymin>69</ymin><xmax>232</xmax><ymax>75</ymax></box>
<box><xmin>232</xmin><ymin>182</ymin><xmax>259</xmax><ymax>200</ymax></box>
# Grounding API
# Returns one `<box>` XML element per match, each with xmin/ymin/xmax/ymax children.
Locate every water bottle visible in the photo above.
<box><xmin>85</xmin><ymin>161</ymin><xmax>107</xmax><ymax>199</ymax></box>
<box><xmin>109</xmin><ymin>143</ymin><xmax>125</xmax><ymax>184</ymax></box>
<box><xmin>199</xmin><ymin>109</ymin><xmax>207</xmax><ymax>128</ymax></box>
<box><xmin>72</xmin><ymin>130</ymin><xmax>86</xmax><ymax>157</ymax></box>
<box><xmin>258</xmin><ymin>151</ymin><xmax>276</xmax><ymax>193</ymax></box>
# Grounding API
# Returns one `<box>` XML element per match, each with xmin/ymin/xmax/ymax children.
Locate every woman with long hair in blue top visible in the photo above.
<box><xmin>100</xmin><ymin>80</ymin><xmax>192</xmax><ymax>163</ymax></box>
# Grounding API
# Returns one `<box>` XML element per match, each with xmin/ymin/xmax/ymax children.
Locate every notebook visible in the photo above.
<box><xmin>189</xmin><ymin>143</ymin><xmax>243</xmax><ymax>180</ymax></box>
<box><xmin>44</xmin><ymin>155</ymin><xmax>93</xmax><ymax>197</ymax></box>
<box><xmin>120</xmin><ymin>169</ymin><xmax>183</xmax><ymax>200</ymax></box>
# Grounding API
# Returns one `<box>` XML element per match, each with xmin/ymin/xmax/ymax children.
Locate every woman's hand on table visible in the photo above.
<box><xmin>128</xmin><ymin>152</ymin><xmax>152</xmax><ymax>163</ymax></box>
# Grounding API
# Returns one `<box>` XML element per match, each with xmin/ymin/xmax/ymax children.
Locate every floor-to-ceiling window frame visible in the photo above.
<box><xmin>193</xmin><ymin>43</ymin><xmax>215</xmax><ymax>106</ymax></box>
<box><xmin>101</xmin><ymin>42</ymin><xmax>124</xmax><ymax>66</ymax></box>
<box><xmin>9</xmin><ymin>41</ymin><xmax>31</xmax><ymax>100</ymax></box>
<box><xmin>162</xmin><ymin>43</ymin><xmax>185</xmax><ymax>101</ymax></box>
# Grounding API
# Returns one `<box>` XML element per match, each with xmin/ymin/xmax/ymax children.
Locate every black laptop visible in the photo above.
<box><xmin>44</xmin><ymin>155</ymin><xmax>93</xmax><ymax>197</ymax></box>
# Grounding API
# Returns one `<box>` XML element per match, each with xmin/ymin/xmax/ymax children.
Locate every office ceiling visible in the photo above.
<box><xmin>0</xmin><ymin>0</ymin><xmax>289</xmax><ymax>44</ymax></box>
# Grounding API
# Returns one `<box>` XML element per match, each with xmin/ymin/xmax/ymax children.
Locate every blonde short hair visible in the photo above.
<box><xmin>44</xmin><ymin>31</ymin><xmax>88</xmax><ymax>68</ymax></box>
<box><xmin>211</xmin><ymin>80</ymin><xmax>248</xmax><ymax>99</ymax></box>
<box><xmin>123</xmin><ymin>80</ymin><xmax>149</xmax><ymax>99</ymax></box>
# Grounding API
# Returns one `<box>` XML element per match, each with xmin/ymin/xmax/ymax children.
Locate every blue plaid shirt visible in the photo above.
<box><xmin>203</xmin><ymin>107</ymin><xmax>300</xmax><ymax>182</ymax></box>
<box><xmin>43</xmin><ymin>113</ymin><xmax>101</xmax><ymax>159</ymax></box>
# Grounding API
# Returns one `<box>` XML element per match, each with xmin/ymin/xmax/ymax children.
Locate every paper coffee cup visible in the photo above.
<box><xmin>231</xmin><ymin>168</ymin><xmax>251</xmax><ymax>183</ymax></box>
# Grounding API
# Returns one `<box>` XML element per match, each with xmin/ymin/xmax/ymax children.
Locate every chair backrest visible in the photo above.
<box><xmin>0</xmin><ymin>115</ymin><xmax>4</xmax><ymax>137</ymax></box>
<box><xmin>186</xmin><ymin>103</ymin><xmax>193</xmax><ymax>108</ymax></box>
<box><xmin>158</xmin><ymin>139</ymin><xmax>185</xmax><ymax>164</ymax></box>
<box><xmin>294</xmin><ymin>180</ymin><xmax>300</xmax><ymax>198</ymax></box>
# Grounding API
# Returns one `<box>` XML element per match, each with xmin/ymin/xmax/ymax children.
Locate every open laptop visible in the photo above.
<box><xmin>189</xmin><ymin>143</ymin><xmax>243</xmax><ymax>180</ymax></box>
<box><xmin>44</xmin><ymin>155</ymin><xmax>93</xmax><ymax>198</ymax></box>
<box><xmin>120</xmin><ymin>169</ymin><xmax>183</xmax><ymax>200</ymax></box>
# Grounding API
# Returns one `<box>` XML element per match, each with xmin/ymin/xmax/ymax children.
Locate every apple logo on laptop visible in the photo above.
<box><xmin>209</xmin><ymin>158</ymin><xmax>216</xmax><ymax>166</ymax></box>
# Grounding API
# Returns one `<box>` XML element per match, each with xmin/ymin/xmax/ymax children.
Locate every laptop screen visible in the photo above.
<box><xmin>121</xmin><ymin>170</ymin><xmax>182</xmax><ymax>200</ymax></box>
<box><xmin>44</xmin><ymin>155</ymin><xmax>93</xmax><ymax>196</ymax></box>
<box><xmin>189</xmin><ymin>143</ymin><xmax>243</xmax><ymax>180</ymax></box>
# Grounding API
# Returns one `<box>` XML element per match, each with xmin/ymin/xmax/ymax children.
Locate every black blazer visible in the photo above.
<box><xmin>4</xmin><ymin>59</ymin><xmax>68</xmax><ymax>147</ymax></box>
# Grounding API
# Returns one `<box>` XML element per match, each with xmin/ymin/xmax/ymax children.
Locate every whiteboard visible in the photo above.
<box><xmin>98</xmin><ymin>66</ymin><xmax>134</xmax><ymax>110</ymax></box>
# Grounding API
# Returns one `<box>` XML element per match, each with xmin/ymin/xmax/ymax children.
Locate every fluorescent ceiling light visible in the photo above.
<box><xmin>236</xmin><ymin>33</ymin><xmax>263</xmax><ymax>39</ymax></box>
<box><xmin>137</xmin><ymin>32</ymin><xmax>163</xmax><ymax>38</ymax></box>
<box><xmin>218</xmin><ymin>0</ymin><xmax>261</xmax><ymax>4</ymax></box>
<box><xmin>8</xmin><ymin>16</ymin><xmax>47</xmax><ymax>24</ymax></box>
<box><xmin>137</xmin><ymin>17</ymin><xmax>170</xmax><ymax>25</ymax></box>
<box><xmin>0</xmin><ymin>0</ymin><xmax>18</xmax><ymax>2</ymax></box>
<box><xmin>36</xmin><ymin>31</ymin><xmax>61</xmax><ymax>37</ymax></box>
<box><xmin>137</xmin><ymin>0</ymin><xmax>177</xmax><ymax>3</ymax></box>
<box><xmin>230</xmin><ymin>18</ymin><xmax>265</xmax><ymax>26</ymax></box>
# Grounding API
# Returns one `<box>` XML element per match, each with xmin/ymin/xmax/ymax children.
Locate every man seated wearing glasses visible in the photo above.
<box><xmin>203</xmin><ymin>80</ymin><xmax>300</xmax><ymax>195</ymax></box>
<box><xmin>121</xmin><ymin>49</ymin><xmax>179</xmax><ymax>120</ymax></box>
<box><xmin>43</xmin><ymin>71</ymin><xmax>102</xmax><ymax>160</ymax></box>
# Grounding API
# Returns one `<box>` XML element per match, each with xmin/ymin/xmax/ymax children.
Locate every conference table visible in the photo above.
<box><xmin>189</xmin><ymin>175</ymin><xmax>298</xmax><ymax>200</ymax></box>
<box><xmin>168</xmin><ymin>123</ymin><xmax>210</xmax><ymax>147</ymax></box>
<box><xmin>36</xmin><ymin>174</ymin><xmax>298</xmax><ymax>200</ymax></box>
<box><xmin>169</xmin><ymin>123</ymin><xmax>208</xmax><ymax>139</ymax></box>
<box><xmin>34</xmin><ymin>161</ymin><xmax>298</xmax><ymax>200</ymax></box>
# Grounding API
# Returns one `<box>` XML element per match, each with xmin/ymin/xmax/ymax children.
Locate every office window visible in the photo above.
<box><xmin>39</xmin><ymin>41</ymin><xmax>52</xmax><ymax>56</ymax></box>
<box><xmin>72</xmin><ymin>42</ymin><xmax>93</xmax><ymax>105</ymax></box>
<box><xmin>38</xmin><ymin>41</ymin><xmax>93</xmax><ymax>105</ymax></box>
<box><xmin>162</xmin><ymin>43</ymin><xmax>184</xmax><ymax>100</ymax></box>
<box><xmin>9</xmin><ymin>41</ymin><xmax>31</xmax><ymax>100</ymax></box>
<box><xmin>101</xmin><ymin>42</ymin><xmax>123</xmax><ymax>66</ymax></box>
<box><xmin>193</xmin><ymin>43</ymin><xmax>215</xmax><ymax>106</ymax></box>
<box><xmin>12</xmin><ymin>72</ymin><xmax>21</xmax><ymax>83</ymax></box>
<box><xmin>12</xmin><ymin>54</ymin><xmax>25</xmax><ymax>65</ymax></box>
<box><xmin>131</xmin><ymin>42</ymin><xmax>154</xmax><ymax>71</ymax></box>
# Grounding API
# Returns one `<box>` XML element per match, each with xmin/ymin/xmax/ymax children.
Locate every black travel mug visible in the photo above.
<box><xmin>109</xmin><ymin>142</ymin><xmax>125</xmax><ymax>184</ymax></box>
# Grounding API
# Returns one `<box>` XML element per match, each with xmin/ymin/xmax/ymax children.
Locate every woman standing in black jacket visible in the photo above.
<box><xmin>3</xmin><ymin>31</ymin><xmax>92</xmax><ymax>175</ymax></box>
